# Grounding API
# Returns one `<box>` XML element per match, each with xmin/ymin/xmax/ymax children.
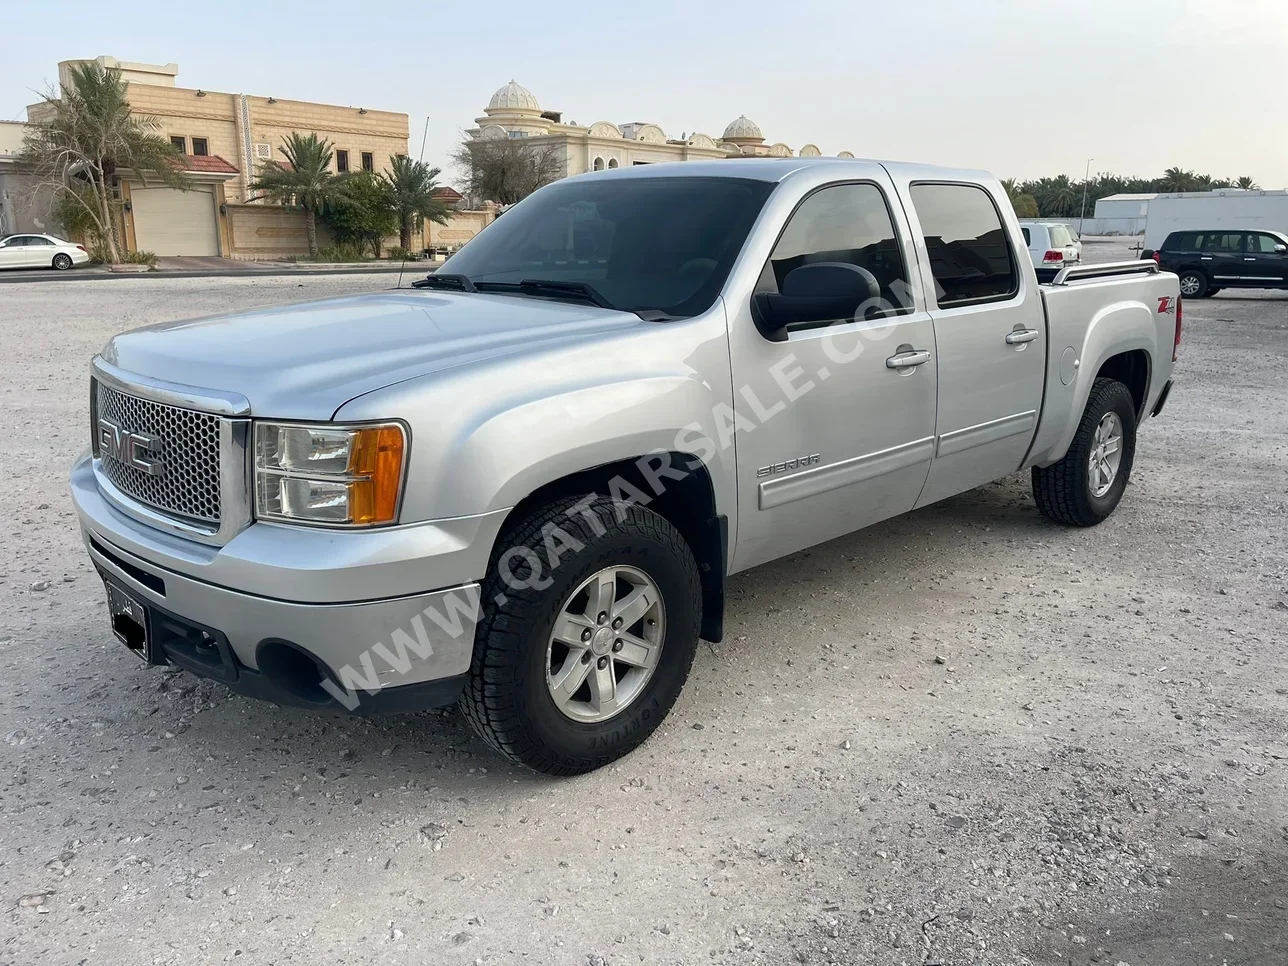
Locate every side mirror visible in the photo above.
<box><xmin>751</xmin><ymin>262</ymin><xmax>881</xmax><ymax>342</ymax></box>
<box><xmin>1275</xmin><ymin>244</ymin><xmax>1287</xmax><ymax>254</ymax></box>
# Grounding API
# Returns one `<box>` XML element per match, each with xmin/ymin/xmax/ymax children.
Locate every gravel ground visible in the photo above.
<box><xmin>1</xmin><ymin>262</ymin><xmax>1286</xmax><ymax>966</ymax></box>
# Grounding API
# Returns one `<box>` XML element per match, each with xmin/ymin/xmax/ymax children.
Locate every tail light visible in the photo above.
<box><xmin>1152</xmin><ymin>251</ymin><xmax>1161</xmax><ymax>264</ymax></box>
<box><xmin>1173</xmin><ymin>295</ymin><xmax>1183</xmax><ymax>362</ymax></box>
<box><xmin>1042</xmin><ymin>250</ymin><xmax>1064</xmax><ymax>262</ymax></box>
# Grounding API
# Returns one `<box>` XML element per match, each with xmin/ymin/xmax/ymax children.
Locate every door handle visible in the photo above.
<box><xmin>1244</xmin><ymin>257</ymin><xmax>1257</xmax><ymax>261</ymax></box>
<box><xmin>1201</xmin><ymin>256</ymin><xmax>1213</xmax><ymax>261</ymax></box>
<box><xmin>1005</xmin><ymin>328</ymin><xmax>1040</xmax><ymax>345</ymax></box>
<box><xmin>885</xmin><ymin>349</ymin><xmax>931</xmax><ymax>369</ymax></box>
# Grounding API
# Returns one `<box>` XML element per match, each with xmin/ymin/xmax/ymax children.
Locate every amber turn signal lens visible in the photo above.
<box><xmin>347</xmin><ymin>426</ymin><xmax>405</xmax><ymax>525</ymax></box>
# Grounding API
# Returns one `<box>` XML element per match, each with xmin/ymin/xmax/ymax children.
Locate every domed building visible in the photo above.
<box><xmin>464</xmin><ymin>82</ymin><xmax>855</xmax><ymax>183</ymax></box>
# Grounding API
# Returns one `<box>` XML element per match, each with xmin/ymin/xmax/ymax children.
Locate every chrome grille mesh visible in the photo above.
<box><xmin>95</xmin><ymin>383</ymin><xmax>222</xmax><ymax>523</ymax></box>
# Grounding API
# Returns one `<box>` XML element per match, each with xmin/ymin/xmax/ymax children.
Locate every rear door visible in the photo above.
<box><xmin>1243</xmin><ymin>232</ymin><xmax>1288</xmax><ymax>287</ymax></box>
<box><xmin>0</xmin><ymin>235</ymin><xmax>35</xmax><ymax>268</ymax></box>
<box><xmin>1201</xmin><ymin>231</ymin><xmax>1246</xmax><ymax>287</ymax></box>
<box><xmin>895</xmin><ymin>180</ymin><xmax>1046</xmax><ymax>507</ymax></box>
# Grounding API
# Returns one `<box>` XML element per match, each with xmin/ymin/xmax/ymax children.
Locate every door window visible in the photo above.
<box><xmin>1201</xmin><ymin>233</ymin><xmax>1244</xmax><ymax>253</ymax></box>
<box><xmin>909</xmin><ymin>183</ymin><xmax>1018</xmax><ymax>307</ymax></box>
<box><xmin>27</xmin><ymin>237</ymin><xmax>54</xmax><ymax>246</ymax></box>
<box><xmin>1248</xmin><ymin>233</ymin><xmax>1282</xmax><ymax>253</ymax></box>
<box><xmin>764</xmin><ymin>182</ymin><xmax>910</xmax><ymax>317</ymax></box>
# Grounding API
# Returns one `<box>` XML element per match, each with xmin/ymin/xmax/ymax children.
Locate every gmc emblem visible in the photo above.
<box><xmin>97</xmin><ymin>417</ymin><xmax>166</xmax><ymax>477</ymax></box>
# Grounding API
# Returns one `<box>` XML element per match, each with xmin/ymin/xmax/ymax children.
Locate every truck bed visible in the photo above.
<box><xmin>1025</xmin><ymin>261</ymin><xmax>1179</xmax><ymax>467</ymax></box>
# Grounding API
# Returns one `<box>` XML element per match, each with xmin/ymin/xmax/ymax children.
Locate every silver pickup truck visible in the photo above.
<box><xmin>71</xmin><ymin>158</ymin><xmax>1180</xmax><ymax>774</ymax></box>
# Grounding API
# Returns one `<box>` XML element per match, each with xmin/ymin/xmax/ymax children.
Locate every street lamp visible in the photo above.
<box><xmin>1079</xmin><ymin>157</ymin><xmax>1094</xmax><ymax>236</ymax></box>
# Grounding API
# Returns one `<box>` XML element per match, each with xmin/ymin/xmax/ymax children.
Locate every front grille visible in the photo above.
<box><xmin>95</xmin><ymin>382</ymin><xmax>222</xmax><ymax>524</ymax></box>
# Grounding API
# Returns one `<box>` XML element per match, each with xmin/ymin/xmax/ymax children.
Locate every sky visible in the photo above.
<box><xmin>4</xmin><ymin>0</ymin><xmax>1288</xmax><ymax>187</ymax></box>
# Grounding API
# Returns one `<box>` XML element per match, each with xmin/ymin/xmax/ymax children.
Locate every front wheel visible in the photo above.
<box><xmin>1032</xmin><ymin>378</ymin><xmax>1137</xmax><ymax>527</ymax></box>
<box><xmin>1178</xmin><ymin>270</ymin><xmax>1208</xmax><ymax>298</ymax></box>
<box><xmin>460</xmin><ymin>495</ymin><xmax>702</xmax><ymax>775</ymax></box>
<box><xmin>52</xmin><ymin>253</ymin><xmax>73</xmax><ymax>271</ymax></box>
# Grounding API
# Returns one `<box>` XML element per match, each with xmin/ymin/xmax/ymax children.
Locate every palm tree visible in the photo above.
<box><xmin>1236</xmin><ymin>176</ymin><xmax>1259</xmax><ymax>190</ymax></box>
<box><xmin>20</xmin><ymin>61</ymin><xmax>185</xmax><ymax>262</ymax></box>
<box><xmin>1161</xmin><ymin>167</ymin><xmax>1198</xmax><ymax>192</ymax></box>
<box><xmin>248</xmin><ymin>133</ymin><xmax>345</xmax><ymax>257</ymax></box>
<box><xmin>382</xmin><ymin>155</ymin><xmax>451</xmax><ymax>251</ymax></box>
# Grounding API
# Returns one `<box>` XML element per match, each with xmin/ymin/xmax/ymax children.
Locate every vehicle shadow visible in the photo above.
<box><xmin>174</xmin><ymin>475</ymin><xmax>1050</xmax><ymax>793</ymax></box>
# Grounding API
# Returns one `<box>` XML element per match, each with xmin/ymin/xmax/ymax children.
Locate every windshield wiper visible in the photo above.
<box><xmin>474</xmin><ymin>278</ymin><xmax>617</xmax><ymax>311</ymax></box>
<box><xmin>411</xmin><ymin>272</ymin><xmax>477</xmax><ymax>292</ymax></box>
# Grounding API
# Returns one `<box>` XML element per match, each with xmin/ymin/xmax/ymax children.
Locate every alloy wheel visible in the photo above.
<box><xmin>1087</xmin><ymin>412</ymin><xmax>1124</xmax><ymax>498</ymax></box>
<box><xmin>544</xmin><ymin>565</ymin><xmax>665</xmax><ymax>723</ymax></box>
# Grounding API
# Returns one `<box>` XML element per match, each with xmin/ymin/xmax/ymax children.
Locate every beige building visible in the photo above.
<box><xmin>467</xmin><ymin>80</ymin><xmax>855</xmax><ymax>179</ymax></box>
<box><xmin>24</xmin><ymin>56</ymin><xmax>409</xmax><ymax>258</ymax></box>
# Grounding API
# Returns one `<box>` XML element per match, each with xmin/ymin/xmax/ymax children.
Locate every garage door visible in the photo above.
<box><xmin>130</xmin><ymin>186</ymin><xmax>218</xmax><ymax>256</ymax></box>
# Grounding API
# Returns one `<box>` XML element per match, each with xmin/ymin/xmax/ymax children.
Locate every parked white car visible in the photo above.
<box><xmin>1020</xmin><ymin>221</ymin><xmax>1082</xmax><ymax>282</ymax></box>
<box><xmin>0</xmin><ymin>233</ymin><xmax>90</xmax><ymax>271</ymax></box>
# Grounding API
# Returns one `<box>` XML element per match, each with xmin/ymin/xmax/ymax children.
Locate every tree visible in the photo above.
<box><xmin>19</xmin><ymin>61</ymin><xmax>186</xmax><ymax>262</ymax></box>
<box><xmin>247</xmin><ymin>132</ymin><xmax>346</xmax><ymax>257</ymax></box>
<box><xmin>451</xmin><ymin>135</ymin><xmax>563</xmax><ymax>206</ymax></box>
<box><xmin>320</xmin><ymin>171</ymin><xmax>397</xmax><ymax>257</ymax></box>
<box><xmin>1011</xmin><ymin>193</ymin><xmax>1040</xmax><ymax>219</ymax></box>
<box><xmin>1236</xmin><ymin>176</ymin><xmax>1259</xmax><ymax>190</ymax></box>
<box><xmin>1161</xmin><ymin>167</ymin><xmax>1198</xmax><ymax>192</ymax></box>
<box><xmin>1000</xmin><ymin>179</ymin><xmax>1039</xmax><ymax>219</ymax></box>
<box><xmin>382</xmin><ymin>155</ymin><xmax>451</xmax><ymax>251</ymax></box>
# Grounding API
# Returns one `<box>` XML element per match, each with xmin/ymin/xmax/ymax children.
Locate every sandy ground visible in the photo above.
<box><xmin>1</xmin><ymin>254</ymin><xmax>1285</xmax><ymax>966</ymax></box>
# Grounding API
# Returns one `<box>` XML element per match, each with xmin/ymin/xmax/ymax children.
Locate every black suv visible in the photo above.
<box><xmin>1148</xmin><ymin>229</ymin><xmax>1288</xmax><ymax>298</ymax></box>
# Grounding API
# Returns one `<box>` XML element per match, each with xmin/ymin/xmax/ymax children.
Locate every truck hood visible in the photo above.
<box><xmin>101</xmin><ymin>290</ymin><xmax>644</xmax><ymax>419</ymax></box>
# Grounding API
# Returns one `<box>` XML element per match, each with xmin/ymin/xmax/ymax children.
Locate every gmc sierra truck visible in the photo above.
<box><xmin>71</xmin><ymin>158</ymin><xmax>1181</xmax><ymax>775</ymax></box>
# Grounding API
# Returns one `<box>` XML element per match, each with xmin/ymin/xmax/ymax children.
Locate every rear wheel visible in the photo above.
<box><xmin>1032</xmin><ymin>378</ymin><xmax>1137</xmax><ymax>527</ymax></box>
<box><xmin>52</xmin><ymin>253</ymin><xmax>72</xmax><ymax>271</ymax></box>
<box><xmin>461</xmin><ymin>495</ymin><xmax>702</xmax><ymax>775</ymax></box>
<box><xmin>1177</xmin><ymin>270</ymin><xmax>1208</xmax><ymax>298</ymax></box>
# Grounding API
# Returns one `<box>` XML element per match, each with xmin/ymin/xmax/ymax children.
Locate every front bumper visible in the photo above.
<box><xmin>71</xmin><ymin>451</ymin><xmax>503</xmax><ymax>713</ymax></box>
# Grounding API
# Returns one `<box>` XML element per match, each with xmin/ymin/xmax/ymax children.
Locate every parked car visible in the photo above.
<box><xmin>0</xmin><ymin>233</ymin><xmax>89</xmax><ymax>271</ymax></box>
<box><xmin>70</xmin><ymin>159</ymin><xmax>1180</xmax><ymax>775</ymax></box>
<box><xmin>1147</xmin><ymin>229</ymin><xmax>1288</xmax><ymax>298</ymax></box>
<box><xmin>1019</xmin><ymin>221</ymin><xmax>1082</xmax><ymax>282</ymax></box>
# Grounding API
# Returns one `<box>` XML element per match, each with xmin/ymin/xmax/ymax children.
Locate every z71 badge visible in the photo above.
<box><xmin>757</xmin><ymin>454</ymin><xmax>821</xmax><ymax>478</ymax></box>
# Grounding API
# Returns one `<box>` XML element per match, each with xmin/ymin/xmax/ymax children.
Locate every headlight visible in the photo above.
<box><xmin>254</xmin><ymin>422</ymin><xmax>406</xmax><ymax>527</ymax></box>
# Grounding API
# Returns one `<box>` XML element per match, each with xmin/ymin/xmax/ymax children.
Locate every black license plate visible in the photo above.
<box><xmin>105</xmin><ymin>580</ymin><xmax>154</xmax><ymax>662</ymax></box>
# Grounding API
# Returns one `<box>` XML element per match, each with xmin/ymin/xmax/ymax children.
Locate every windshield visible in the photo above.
<box><xmin>440</xmin><ymin>176</ymin><xmax>775</xmax><ymax>318</ymax></box>
<box><xmin>1049</xmin><ymin>225</ymin><xmax>1074</xmax><ymax>247</ymax></box>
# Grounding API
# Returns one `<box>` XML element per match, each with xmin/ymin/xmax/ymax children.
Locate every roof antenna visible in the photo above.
<box><xmin>397</xmin><ymin>115</ymin><xmax>431</xmax><ymax>290</ymax></box>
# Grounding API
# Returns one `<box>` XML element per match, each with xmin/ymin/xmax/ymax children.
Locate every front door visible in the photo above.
<box><xmin>727</xmin><ymin>177</ymin><xmax>938</xmax><ymax>572</ymax></box>
<box><xmin>892</xmin><ymin>180</ymin><xmax>1047</xmax><ymax>507</ymax></box>
<box><xmin>1243</xmin><ymin>232</ymin><xmax>1288</xmax><ymax>287</ymax></box>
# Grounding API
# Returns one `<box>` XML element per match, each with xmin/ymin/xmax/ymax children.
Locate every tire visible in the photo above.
<box><xmin>1177</xmin><ymin>269</ymin><xmax>1208</xmax><ymax>298</ymax></box>
<box><xmin>1032</xmin><ymin>378</ymin><xmax>1137</xmax><ymax>527</ymax></box>
<box><xmin>52</xmin><ymin>253</ymin><xmax>73</xmax><ymax>271</ymax></box>
<box><xmin>460</xmin><ymin>495</ymin><xmax>702</xmax><ymax>776</ymax></box>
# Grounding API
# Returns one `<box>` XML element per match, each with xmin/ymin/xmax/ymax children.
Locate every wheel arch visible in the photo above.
<box><xmin>1095</xmin><ymin>348</ymin><xmax>1151</xmax><ymax>417</ymax></box>
<box><xmin>494</xmin><ymin>452</ymin><xmax>728</xmax><ymax>643</ymax></box>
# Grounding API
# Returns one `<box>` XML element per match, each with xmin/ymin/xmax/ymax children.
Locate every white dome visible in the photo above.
<box><xmin>722</xmin><ymin>115</ymin><xmax>763</xmax><ymax>140</ymax></box>
<box><xmin>488</xmin><ymin>80</ymin><xmax>540</xmax><ymax>113</ymax></box>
